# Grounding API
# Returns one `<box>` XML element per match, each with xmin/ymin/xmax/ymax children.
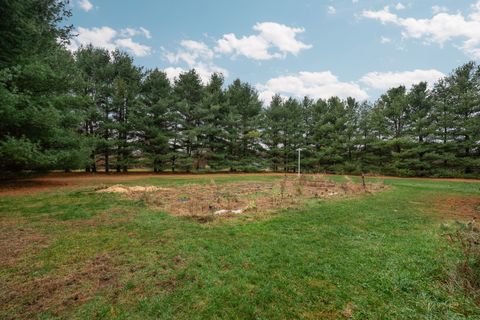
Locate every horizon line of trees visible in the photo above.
<box><xmin>1</xmin><ymin>0</ymin><xmax>479</xmax><ymax>177</ymax></box>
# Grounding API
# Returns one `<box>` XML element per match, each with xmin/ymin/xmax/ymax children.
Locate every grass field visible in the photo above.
<box><xmin>0</xmin><ymin>174</ymin><xmax>479</xmax><ymax>319</ymax></box>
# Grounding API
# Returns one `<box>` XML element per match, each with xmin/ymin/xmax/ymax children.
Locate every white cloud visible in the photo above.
<box><xmin>139</xmin><ymin>27</ymin><xmax>152</xmax><ymax>39</ymax></box>
<box><xmin>120</xmin><ymin>28</ymin><xmax>137</xmax><ymax>38</ymax></box>
<box><xmin>162</xmin><ymin>40</ymin><xmax>228</xmax><ymax>83</ymax></box>
<box><xmin>78</xmin><ymin>0</ymin><xmax>93</xmax><ymax>12</ymax></box>
<box><xmin>256</xmin><ymin>71</ymin><xmax>369</xmax><ymax>104</ymax></box>
<box><xmin>164</xmin><ymin>40</ymin><xmax>215</xmax><ymax>64</ymax></box>
<box><xmin>380</xmin><ymin>36</ymin><xmax>391</xmax><ymax>44</ymax></box>
<box><xmin>362</xmin><ymin>6</ymin><xmax>399</xmax><ymax>24</ymax></box>
<box><xmin>162</xmin><ymin>21</ymin><xmax>310</xmax><ymax>82</ymax></box>
<box><xmin>67</xmin><ymin>26</ymin><xmax>152</xmax><ymax>57</ymax></box>
<box><xmin>68</xmin><ymin>26</ymin><xmax>117</xmax><ymax>52</ymax></box>
<box><xmin>432</xmin><ymin>5</ymin><xmax>448</xmax><ymax>14</ymax></box>
<box><xmin>362</xmin><ymin>2</ymin><xmax>480</xmax><ymax>58</ymax></box>
<box><xmin>256</xmin><ymin>68</ymin><xmax>447</xmax><ymax>104</ymax></box>
<box><xmin>360</xmin><ymin>69</ymin><xmax>445</xmax><ymax>90</ymax></box>
<box><xmin>120</xmin><ymin>27</ymin><xmax>152</xmax><ymax>39</ymax></box>
<box><xmin>352</xmin><ymin>0</ymin><xmax>359</xmax><ymax>3</ymax></box>
<box><xmin>215</xmin><ymin>22</ymin><xmax>312</xmax><ymax>60</ymax></box>
<box><xmin>328</xmin><ymin>6</ymin><xmax>336</xmax><ymax>15</ymax></box>
<box><xmin>115</xmin><ymin>38</ymin><xmax>151</xmax><ymax>57</ymax></box>
<box><xmin>394</xmin><ymin>3</ymin><xmax>406</xmax><ymax>10</ymax></box>
<box><xmin>164</xmin><ymin>67</ymin><xmax>185</xmax><ymax>83</ymax></box>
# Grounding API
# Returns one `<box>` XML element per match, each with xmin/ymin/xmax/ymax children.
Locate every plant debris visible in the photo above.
<box><xmin>109</xmin><ymin>175</ymin><xmax>386</xmax><ymax>220</ymax></box>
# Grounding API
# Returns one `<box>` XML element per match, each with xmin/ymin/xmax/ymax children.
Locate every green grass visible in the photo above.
<box><xmin>0</xmin><ymin>175</ymin><xmax>479</xmax><ymax>319</ymax></box>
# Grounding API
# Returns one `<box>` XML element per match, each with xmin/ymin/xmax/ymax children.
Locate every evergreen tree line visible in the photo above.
<box><xmin>1</xmin><ymin>0</ymin><xmax>479</xmax><ymax>177</ymax></box>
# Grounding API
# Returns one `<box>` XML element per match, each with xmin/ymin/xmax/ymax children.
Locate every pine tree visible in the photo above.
<box><xmin>299</xmin><ymin>97</ymin><xmax>315</xmax><ymax>172</ymax></box>
<box><xmin>371</xmin><ymin>86</ymin><xmax>409</xmax><ymax>174</ymax></box>
<box><xmin>263</xmin><ymin>94</ymin><xmax>284</xmax><ymax>171</ymax></box>
<box><xmin>138</xmin><ymin>69</ymin><xmax>172</xmax><ymax>172</ymax></box>
<box><xmin>312</xmin><ymin>97</ymin><xmax>350</xmax><ymax>172</ymax></box>
<box><xmin>403</xmin><ymin>82</ymin><xmax>434</xmax><ymax>176</ymax></box>
<box><xmin>111</xmin><ymin>51</ymin><xmax>142</xmax><ymax>172</ymax></box>
<box><xmin>75</xmin><ymin>45</ymin><xmax>114</xmax><ymax>172</ymax></box>
<box><xmin>344</xmin><ymin>97</ymin><xmax>361</xmax><ymax>172</ymax></box>
<box><xmin>201</xmin><ymin>73</ymin><xmax>227</xmax><ymax>170</ymax></box>
<box><xmin>224</xmin><ymin>79</ymin><xmax>262</xmax><ymax>171</ymax></box>
<box><xmin>0</xmin><ymin>0</ymin><xmax>89</xmax><ymax>173</ymax></box>
<box><xmin>172</xmin><ymin>70</ymin><xmax>204</xmax><ymax>171</ymax></box>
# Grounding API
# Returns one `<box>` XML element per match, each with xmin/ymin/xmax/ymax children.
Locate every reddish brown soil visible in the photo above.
<box><xmin>432</xmin><ymin>195</ymin><xmax>480</xmax><ymax>220</ymax></box>
<box><xmin>364</xmin><ymin>175</ymin><xmax>480</xmax><ymax>184</ymax></box>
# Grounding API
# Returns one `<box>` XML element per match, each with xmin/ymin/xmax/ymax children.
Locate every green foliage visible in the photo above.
<box><xmin>0</xmin><ymin>0</ymin><xmax>478</xmax><ymax>176</ymax></box>
<box><xmin>0</xmin><ymin>0</ymin><xmax>72</xmax><ymax>68</ymax></box>
<box><xmin>0</xmin><ymin>0</ymin><xmax>89</xmax><ymax>172</ymax></box>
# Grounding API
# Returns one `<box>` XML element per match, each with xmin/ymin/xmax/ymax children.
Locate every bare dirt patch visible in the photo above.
<box><xmin>432</xmin><ymin>195</ymin><xmax>480</xmax><ymax>220</ymax></box>
<box><xmin>98</xmin><ymin>175</ymin><xmax>386</xmax><ymax>221</ymax></box>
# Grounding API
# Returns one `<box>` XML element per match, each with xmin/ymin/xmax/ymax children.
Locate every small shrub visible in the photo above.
<box><xmin>447</xmin><ymin>221</ymin><xmax>480</xmax><ymax>296</ymax></box>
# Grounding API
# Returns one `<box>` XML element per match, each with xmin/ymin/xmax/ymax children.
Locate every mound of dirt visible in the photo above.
<box><xmin>96</xmin><ymin>185</ymin><xmax>169</xmax><ymax>193</ymax></box>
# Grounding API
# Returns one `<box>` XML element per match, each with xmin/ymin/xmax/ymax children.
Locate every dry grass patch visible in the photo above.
<box><xmin>96</xmin><ymin>175</ymin><xmax>386</xmax><ymax>221</ymax></box>
<box><xmin>445</xmin><ymin>220</ymin><xmax>480</xmax><ymax>304</ymax></box>
<box><xmin>0</xmin><ymin>222</ymin><xmax>49</xmax><ymax>268</ymax></box>
<box><xmin>0</xmin><ymin>252</ymin><xmax>122</xmax><ymax>319</ymax></box>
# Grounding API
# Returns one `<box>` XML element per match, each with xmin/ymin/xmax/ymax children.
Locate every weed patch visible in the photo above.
<box><xmin>96</xmin><ymin>175</ymin><xmax>386</xmax><ymax>221</ymax></box>
<box><xmin>446</xmin><ymin>221</ymin><xmax>480</xmax><ymax>303</ymax></box>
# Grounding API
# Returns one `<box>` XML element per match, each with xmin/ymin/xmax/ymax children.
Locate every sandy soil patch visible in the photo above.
<box><xmin>96</xmin><ymin>185</ymin><xmax>170</xmax><ymax>194</ymax></box>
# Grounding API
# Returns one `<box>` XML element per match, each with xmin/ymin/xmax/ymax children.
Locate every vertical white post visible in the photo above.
<box><xmin>297</xmin><ymin>148</ymin><xmax>301</xmax><ymax>177</ymax></box>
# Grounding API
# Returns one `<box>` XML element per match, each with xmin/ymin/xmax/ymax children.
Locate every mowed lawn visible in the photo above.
<box><xmin>0</xmin><ymin>175</ymin><xmax>479</xmax><ymax>319</ymax></box>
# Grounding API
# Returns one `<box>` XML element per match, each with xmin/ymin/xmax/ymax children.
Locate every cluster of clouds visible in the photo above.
<box><xmin>362</xmin><ymin>1</ymin><xmax>480</xmax><ymax>58</ymax></box>
<box><xmin>68</xmin><ymin>0</ymin><xmax>152</xmax><ymax>57</ymax></box>
<box><xmin>67</xmin><ymin>26</ymin><xmax>152</xmax><ymax>57</ymax></box>
<box><xmin>255</xmin><ymin>69</ymin><xmax>444</xmax><ymax>104</ymax></box>
<box><xmin>215</xmin><ymin>22</ymin><xmax>311</xmax><ymax>60</ymax></box>
<box><xmin>162</xmin><ymin>40</ymin><xmax>229</xmax><ymax>83</ymax></box>
<box><xmin>256</xmin><ymin>71</ymin><xmax>368</xmax><ymax>103</ymax></box>
<box><xmin>158</xmin><ymin>1</ymin><xmax>467</xmax><ymax>97</ymax></box>
<box><xmin>161</xmin><ymin>22</ymin><xmax>312</xmax><ymax>83</ymax></box>
<box><xmin>69</xmin><ymin>1</ymin><xmax>475</xmax><ymax>103</ymax></box>
<box><xmin>359</xmin><ymin>69</ymin><xmax>444</xmax><ymax>90</ymax></box>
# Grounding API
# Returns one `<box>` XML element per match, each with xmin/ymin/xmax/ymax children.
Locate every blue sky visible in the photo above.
<box><xmin>68</xmin><ymin>0</ymin><xmax>479</xmax><ymax>102</ymax></box>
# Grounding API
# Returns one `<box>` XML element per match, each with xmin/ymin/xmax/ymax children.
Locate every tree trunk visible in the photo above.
<box><xmin>105</xmin><ymin>151</ymin><xmax>109</xmax><ymax>173</ymax></box>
